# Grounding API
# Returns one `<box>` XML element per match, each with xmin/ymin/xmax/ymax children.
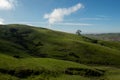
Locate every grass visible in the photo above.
<box><xmin>0</xmin><ymin>53</ymin><xmax>106</xmax><ymax>80</ymax></box>
<box><xmin>90</xmin><ymin>66</ymin><xmax>120</xmax><ymax>80</ymax></box>
<box><xmin>0</xmin><ymin>24</ymin><xmax>120</xmax><ymax>80</ymax></box>
<box><xmin>33</xmin><ymin>75</ymin><xmax>91</xmax><ymax>80</ymax></box>
<box><xmin>0</xmin><ymin>24</ymin><xmax>120</xmax><ymax>67</ymax></box>
<box><xmin>0</xmin><ymin>54</ymin><xmax>119</xmax><ymax>80</ymax></box>
<box><xmin>0</xmin><ymin>73</ymin><xmax>19</xmax><ymax>80</ymax></box>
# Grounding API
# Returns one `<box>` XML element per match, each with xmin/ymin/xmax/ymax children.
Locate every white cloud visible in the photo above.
<box><xmin>0</xmin><ymin>0</ymin><xmax>17</xmax><ymax>10</ymax></box>
<box><xmin>44</xmin><ymin>3</ymin><xmax>84</xmax><ymax>24</ymax></box>
<box><xmin>0</xmin><ymin>18</ymin><xmax>4</xmax><ymax>24</ymax></box>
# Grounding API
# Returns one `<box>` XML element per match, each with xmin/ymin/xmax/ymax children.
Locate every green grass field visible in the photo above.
<box><xmin>0</xmin><ymin>53</ymin><xmax>120</xmax><ymax>80</ymax></box>
<box><xmin>0</xmin><ymin>53</ymin><xmax>106</xmax><ymax>80</ymax></box>
<box><xmin>0</xmin><ymin>24</ymin><xmax>120</xmax><ymax>80</ymax></box>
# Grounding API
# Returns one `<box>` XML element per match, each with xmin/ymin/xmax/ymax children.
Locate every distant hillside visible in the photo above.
<box><xmin>85</xmin><ymin>33</ymin><xmax>120</xmax><ymax>41</ymax></box>
<box><xmin>0</xmin><ymin>24</ymin><xmax>120</xmax><ymax>67</ymax></box>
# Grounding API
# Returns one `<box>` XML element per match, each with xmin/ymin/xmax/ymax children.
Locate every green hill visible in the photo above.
<box><xmin>85</xmin><ymin>33</ymin><xmax>120</xmax><ymax>41</ymax></box>
<box><xmin>0</xmin><ymin>24</ymin><xmax>120</xmax><ymax>80</ymax></box>
<box><xmin>0</xmin><ymin>53</ymin><xmax>120</xmax><ymax>80</ymax></box>
<box><xmin>0</xmin><ymin>24</ymin><xmax>120</xmax><ymax>67</ymax></box>
<box><xmin>0</xmin><ymin>53</ymin><xmax>106</xmax><ymax>80</ymax></box>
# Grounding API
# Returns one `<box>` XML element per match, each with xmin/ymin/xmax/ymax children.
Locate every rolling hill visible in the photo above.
<box><xmin>0</xmin><ymin>24</ymin><xmax>120</xmax><ymax>80</ymax></box>
<box><xmin>85</xmin><ymin>33</ymin><xmax>120</xmax><ymax>41</ymax></box>
<box><xmin>0</xmin><ymin>53</ymin><xmax>106</xmax><ymax>80</ymax></box>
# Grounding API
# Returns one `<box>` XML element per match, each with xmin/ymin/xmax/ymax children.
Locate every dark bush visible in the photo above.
<box><xmin>65</xmin><ymin>67</ymin><xmax>105</xmax><ymax>77</ymax></box>
<box><xmin>69</xmin><ymin>52</ymin><xmax>79</xmax><ymax>58</ymax></box>
<box><xmin>13</xmin><ymin>55</ymin><xmax>21</xmax><ymax>58</ymax></box>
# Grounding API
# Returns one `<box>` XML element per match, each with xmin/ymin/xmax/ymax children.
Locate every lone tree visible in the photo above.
<box><xmin>76</xmin><ymin>30</ymin><xmax>82</xmax><ymax>35</ymax></box>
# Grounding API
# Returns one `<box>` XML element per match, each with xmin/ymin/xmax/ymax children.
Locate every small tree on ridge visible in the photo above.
<box><xmin>76</xmin><ymin>30</ymin><xmax>82</xmax><ymax>35</ymax></box>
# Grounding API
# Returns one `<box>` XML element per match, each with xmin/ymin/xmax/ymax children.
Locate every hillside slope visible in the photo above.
<box><xmin>0</xmin><ymin>24</ymin><xmax>120</xmax><ymax>67</ymax></box>
<box><xmin>85</xmin><ymin>33</ymin><xmax>120</xmax><ymax>41</ymax></box>
<box><xmin>0</xmin><ymin>53</ymin><xmax>106</xmax><ymax>80</ymax></box>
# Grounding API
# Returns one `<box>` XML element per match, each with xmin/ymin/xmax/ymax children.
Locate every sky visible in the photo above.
<box><xmin>0</xmin><ymin>0</ymin><xmax>120</xmax><ymax>33</ymax></box>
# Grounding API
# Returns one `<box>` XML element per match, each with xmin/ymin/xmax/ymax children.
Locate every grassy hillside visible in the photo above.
<box><xmin>0</xmin><ymin>24</ymin><xmax>120</xmax><ymax>67</ymax></box>
<box><xmin>84</xmin><ymin>33</ymin><xmax>120</xmax><ymax>50</ymax></box>
<box><xmin>0</xmin><ymin>53</ymin><xmax>120</xmax><ymax>80</ymax></box>
<box><xmin>0</xmin><ymin>53</ymin><xmax>106</xmax><ymax>80</ymax></box>
<box><xmin>0</xmin><ymin>24</ymin><xmax>120</xmax><ymax>80</ymax></box>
